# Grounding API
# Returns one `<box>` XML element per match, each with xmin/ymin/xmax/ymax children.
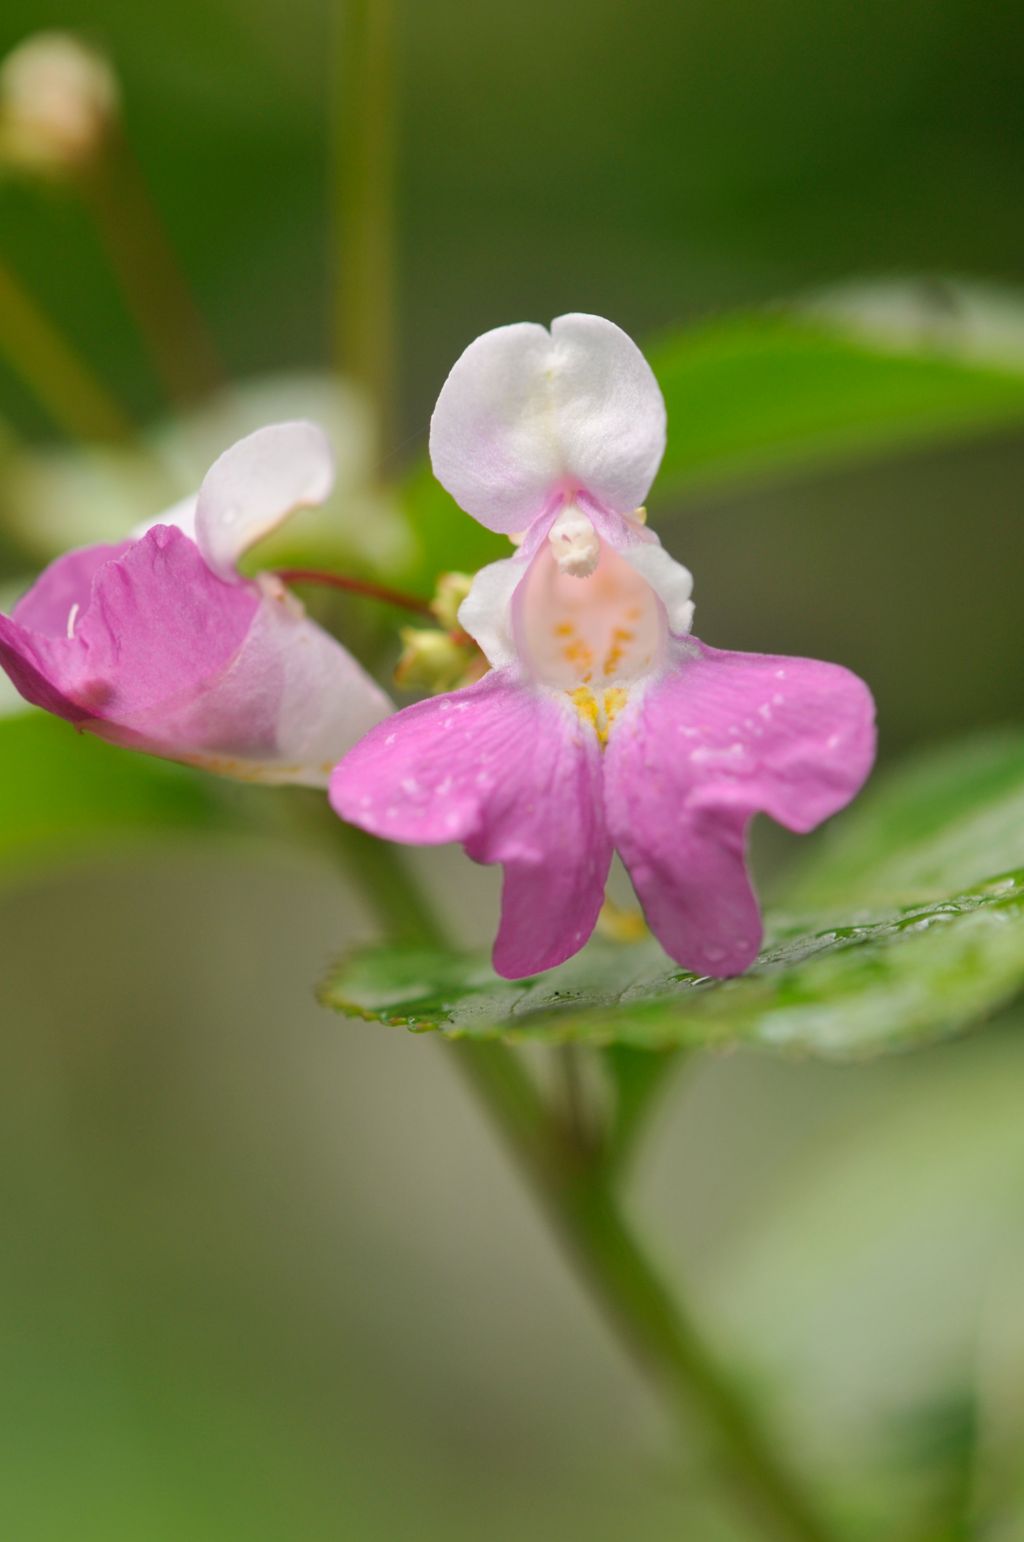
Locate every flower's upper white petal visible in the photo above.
<box><xmin>430</xmin><ymin>314</ymin><xmax>666</xmax><ymax>534</ymax></box>
<box><xmin>549</xmin><ymin>314</ymin><xmax>666</xmax><ymax>516</ymax></box>
<box><xmin>194</xmin><ymin>422</ymin><xmax>335</xmax><ymax>581</ymax></box>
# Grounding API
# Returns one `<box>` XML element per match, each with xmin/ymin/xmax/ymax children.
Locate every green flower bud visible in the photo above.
<box><xmin>429</xmin><ymin>571</ymin><xmax>473</xmax><ymax>632</ymax></box>
<box><xmin>395</xmin><ymin>627</ymin><xmax>481</xmax><ymax>694</ymax></box>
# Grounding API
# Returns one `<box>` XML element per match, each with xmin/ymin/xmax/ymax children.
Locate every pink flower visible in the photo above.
<box><xmin>0</xmin><ymin>422</ymin><xmax>390</xmax><ymax>785</ymax></box>
<box><xmin>331</xmin><ymin>315</ymin><xmax>877</xmax><ymax>978</ymax></box>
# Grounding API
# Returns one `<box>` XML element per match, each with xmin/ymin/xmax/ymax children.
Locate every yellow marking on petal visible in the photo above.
<box><xmin>570</xmin><ymin>685</ymin><xmax>628</xmax><ymax>748</ymax></box>
<box><xmin>570</xmin><ymin>686</ymin><xmax>603</xmax><ymax>743</ymax></box>
<box><xmin>563</xmin><ymin>639</ymin><xmax>594</xmax><ymax>671</ymax></box>
<box><xmin>602</xmin><ymin>626</ymin><xmax>634</xmax><ymax>678</ymax></box>
<box><xmin>603</xmin><ymin>687</ymin><xmax>627</xmax><ymax>730</ymax></box>
<box><xmin>553</xmin><ymin>621</ymin><xmax>574</xmax><ymax>638</ymax></box>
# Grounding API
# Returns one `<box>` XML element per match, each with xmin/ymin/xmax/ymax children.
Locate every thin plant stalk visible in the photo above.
<box><xmin>329</xmin><ymin>817</ymin><xmax>448</xmax><ymax>948</ymax></box>
<box><xmin>275</xmin><ymin>565</ymin><xmax>434</xmax><ymax>618</ymax></box>
<box><xmin>80</xmin><ymin>127</ymin><xmax>224</xmax><ymax>406</ymax></box>
<box><xmin>451</xmin><ymin>1038</ymin><xmax>840</xmax><ymax>1542</ymax></box>
<box><xmin>0</xmin><ymin>256</ymin><xmax>132</xmax><ymax>442</ymax></box>
<box><xmin>332</xmin><ymin>0</ymin><xmax>397</xmax><ymax>470</ymax></box>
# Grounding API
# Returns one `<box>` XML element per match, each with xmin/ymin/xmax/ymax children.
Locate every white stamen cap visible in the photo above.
<box><xmin>548</xmin><ymin>503</ymin><xmax>600</xmax><ymax>578</ymax></box>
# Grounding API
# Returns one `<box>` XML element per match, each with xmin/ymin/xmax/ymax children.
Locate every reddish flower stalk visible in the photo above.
<box><xmin>275</xmin><ymin>567</ymin><xmax>435</xmax><ymax>619</ymax></box>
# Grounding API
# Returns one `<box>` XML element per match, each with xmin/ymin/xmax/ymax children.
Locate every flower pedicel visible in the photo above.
<box><xmin>330</xmin><ymin>314</ymin><xmax>876</xmax><ymax>978</ymax></box>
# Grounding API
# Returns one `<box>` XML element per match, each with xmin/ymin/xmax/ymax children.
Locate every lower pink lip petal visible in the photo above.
<box><xmin>604</xmin><ymin>640</ymin><xmax>877</xmax><ymax>977</ymax></box>
<box><xmin>330</xmin><ymin>668</ymin><xmax>614</xmax><ymax>977</ymax></box>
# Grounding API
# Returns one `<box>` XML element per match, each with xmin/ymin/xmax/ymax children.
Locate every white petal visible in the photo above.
<box><xmin>194</xmin><ymin>421</ymin><xmax>335</xmax><ymax>581</ymax></box>
<box><xmin>618</xmin><ymin>537</ymin><xmax>695</xmax><ymax>637</ymax></box>
<box><xmin>456</xmin><ymin>550</ymin><xmax>528</xmax><ymax>670</ymax></box>
<box><xmin>429</xmin><ymin>313</ymin><xmax>666</xmax><ymax>534</ymax></box>
<box><xmin>229</xmin><ymin>582</ymin><xmax>392</xmax><ymax>787</ymax></box>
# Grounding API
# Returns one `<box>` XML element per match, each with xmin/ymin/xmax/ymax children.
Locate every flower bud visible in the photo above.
<box><xmin>0</xmin><ymin>33</ymin><xmax>118</xmax><ymax>178</ymax></box>
<box><xmin>394</xmin><ymin>627</ymin><xmax>482</xmax><ymax>694</ymax></box>
<box><xmin>429</xmin><ymin>570</ymin><xmax>473</xmax><ymax>632</ymax></box>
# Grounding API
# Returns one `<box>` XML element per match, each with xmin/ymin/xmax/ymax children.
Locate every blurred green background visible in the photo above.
<box><xmin>1</xmin><ymin>1</ymin><xmax>1024</xmax><ymax>1537</ymax></box>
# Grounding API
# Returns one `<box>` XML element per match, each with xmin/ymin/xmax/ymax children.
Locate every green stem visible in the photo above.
<box><xmin>318</xmin><ymin>810</ymin><xmax>834</xmax><ymax>1539</ymax></box>
<box><xmin>451</xmin><ymin>1040</ymin><xmax>840</xmax><ymax>1542</ymax></box>
<box><xmin>0</xmin><ymin>256</ymin><xmax>132</xmax><ymax>442</ymax></box>
<box><xmin>558</xmin><ymin>1042</ymin><xmax>594</xmax><ymax>1157</ymax></box>
<box><xmin>328</xmin><ymin>816</ymin><xmax>447</xmax><ymax>949</ymax></box>
<box><xmin>332</xmin><ymin>0</ymin><xmax>397</xmax><ymax>469</ymax></box>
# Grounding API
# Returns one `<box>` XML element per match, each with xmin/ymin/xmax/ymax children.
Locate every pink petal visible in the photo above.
<box><xmin>0</xmin><ymin>614</ymin><xmax>85</xmax><ymax>722</ymax></box>
<box><xmin>11</xmin><ymin>541</ymin><xmax>133</xmax><ymax>636</ymax></box>
<box><xmin>131</xmin><ymin>493</ymin><xmax>197</xmax><ymax>542</ymax></box>
<box><xmin>429</xmin><ymin>314</ymin><xmax>666</xmax><ymax>534</ymax></box>
<box><xmin>48</xmin><ymin>525</ymin><xmax>260</xmax><ymax>717</ymax></box>
<box><xmin>0</xmin><ymin>541</ymin><xmax>133</xmax><ymax>722</ymax></box>
<box><xmin>330</xmin><ymin>670</ymin><xmax>613</xmax><ymax>976</ymax></box>
<box><xmin>1</xmin><ymin>526</ymin><xmax>389</xmax><ymax>785</ymax></box>
<box><xmin>1</xmin><ymin>528</ymin><xmax>253</xmax><ymax>726</ymax></box>
<box><xmin>605</xmin><ymin>640</ymin><xmax>876</xmax><ymax>977</ymax></box>
<box><xmin>125</xmin><ymin>576</ymin><xmax>392</xmax><ymax>787</ymax></box>
<box><xmin>194</xmin><ymin>421</ymin><xmax>335</xmax><ymax>581</ymax></box>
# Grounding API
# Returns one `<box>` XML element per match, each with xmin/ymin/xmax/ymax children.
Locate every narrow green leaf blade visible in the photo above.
<box><xmin>651</xmin><ymin>306</ymin><xmax>1024</xmax><ymax>503</ymax></box>
<box><xmin>788</xmin><ymin>730</ymin><xmax>1024</xmax><ymax>910</ymax></box>
<box><xmin>397</xmin><ymin>286</ymin><xmax>1024</xmax><ymax>585</ymax></box>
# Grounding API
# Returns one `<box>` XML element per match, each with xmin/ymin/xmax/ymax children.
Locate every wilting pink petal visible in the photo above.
<box><xmin>11</xmin><ymin>540</ymin><xmax>133</xmax><ymax>634</ymax></box>
<box><xmin>430</xmin><ymin>314</ymin><xmax>666</xmax><ymax>534</ymax></box>
<box><xmin>604</xmin><ymin>641</ymin><xmax>877</xmax><ymax>976</ymax></box>
<box><xmin>194</xmin><ymin>421</ymin><xmax>335</xmax><ymax>581</ymax></box>
<box><xmin>0</xmin><ymin>524</ymin><xmax>390</xmax><ymax>786</ymax></box>
<box><xmin>0</xmin><ymin>541</ymin><xmax>131</xmax><ymax>719</ymax></box>
<box><xmin>0</xmin><ymin>527</ymin><xmax>256</xmax><ymax>729</ymax></box>
<box><xmin>25</xmin><ymin>526</ymin><xmax>257</xmax><ymax>707</ymax></box>
<box><xmin>118</xmin><ymin>573</ymin><xmax>392</xmax><ymax>785</ymax></box>
<box><xmin>330</xmin><ymin>670</ymin><xmax>613</xmax><ymax>975</ymax></box>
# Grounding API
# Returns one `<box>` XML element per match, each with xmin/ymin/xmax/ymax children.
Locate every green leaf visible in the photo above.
<box><xmin>650</xmin><ymin>304</ymin><xmax>1024</xmax><ymax>504</ymax></box>
<box><xmin>323</xmin><ymin>730</ymin><xmax>1024</xmax><ymax>1060</ymax></box>
<box><xmin>789</xmin><ymin>729</ymin><xmax>1024</xmax><ymax>910</ymax></box>
<box><xmin>321</xmin><ymin>870</ymin><xmax>1024</xmax><ymax>1059</ymax></box>
<box><xmin>0</xmin><ymin>711</ymin><xmax>240</xmax><ymax>881</ymax></box>
<box><xmin>396</xmin><ymin>287</ymin><xmax>1024</xmax><ymax>585</ymax></box>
